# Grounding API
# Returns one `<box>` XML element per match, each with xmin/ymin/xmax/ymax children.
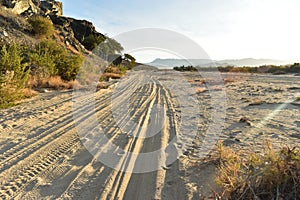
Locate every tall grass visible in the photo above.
<box><xmin>215</xmin><ymin>142</ymin><xmax>300</xmax><ymax>199</ymax></box>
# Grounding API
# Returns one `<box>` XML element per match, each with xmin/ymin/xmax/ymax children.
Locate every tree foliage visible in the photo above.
<box><xmin>93</xmin><ymin>38</ymin><xmax>124</xmax><ymax>59</ymax></box>
<box><xmin>82</xmin><ymin>34</ymin><xmax>106</xmax><ymax>51</ymax></box>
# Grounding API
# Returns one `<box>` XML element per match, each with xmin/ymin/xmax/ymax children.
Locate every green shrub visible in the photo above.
<box><xmin>118</xmin><ymin>64</ymin><xmax>127</xmax><ymax>75</ymax></box>
<box><xmin>28</xmin><ymin>39</ymin><xmax>58</xmax><ymax>78</ymax></box>
<box><xmin>29</xmin><ymin>39</ymin><xmax>84</xmax><ymax>81</ymax></box>
<box><xmin>28</xmin><ymin>16</ymin><xmax>54</xmax><ymax>38</ymax></box>
<box><xmin>0</xmin><ymin>43</ymin><xmax>29</xmax><ymax>108</ymax></box>
<box><xmin>104</xmin><ymin>64</ymin><xmax>127</xmax><ymax>75</ymax></box>
<box><xmin>56</xmin><ymin>53</ymin><xmax>83</xmax><ymax>81</ymax></box>
<box><xmin>287</xmin><ymin>63</ymin><xmax>300</xmax><ymax>73</ymax></box>
<box><xmin>0</xmin><ymin>43</ymin><xmax>28</xmax><ymax>89</ymax></box>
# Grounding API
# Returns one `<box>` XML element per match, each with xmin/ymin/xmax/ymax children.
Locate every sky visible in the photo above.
<box><xmin>61</xmin><ymin>0</ymin><xmax>300</xmax><ymax>63</ymax></box>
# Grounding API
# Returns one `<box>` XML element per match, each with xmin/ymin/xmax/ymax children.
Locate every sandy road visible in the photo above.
<box><xmin>2</xmin><ymin>70</ymin><xmax>299</xmax><ymax>199</ymax></box>
<box><xmin>0</xmin><ymin>69</ymin><xmax>190</xmax><ymax>200</ymax></box>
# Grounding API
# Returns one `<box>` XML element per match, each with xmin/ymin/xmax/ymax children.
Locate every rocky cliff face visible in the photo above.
<box><xmin>50</xmin><ymin>15</ymin><xmax>105</xmax><ymax>45</ymax></box>
<box><xmin>0</xmin><ymin>0</ymin><xmax>106</xmax><ymax>53</ymax></box>
<box><xmin>40</xmin><ymin>0</ymin><xmax>62</xmax><ymax>16</ymax></box>
<box><xmin>1</xmin><ymin>0</ymin><xmax>62</xmax><ymax>16</ymax></box>
<box><xmin>2</xmin><ymin>0</ymin><xmax>40</xmax><ymax>15</ymax></box>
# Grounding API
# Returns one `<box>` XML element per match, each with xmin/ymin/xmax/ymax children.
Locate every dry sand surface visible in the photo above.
<box><xmin>0</xmin><ymin>69</ymin><xmax>299</xmax><ymax>199</ymax></box>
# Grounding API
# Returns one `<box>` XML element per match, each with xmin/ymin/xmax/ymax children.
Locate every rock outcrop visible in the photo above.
<box><xmin>50</xmin><ymin>15</ymin><xmax>105</xmax><ymax>44</ymax></box>
<box><xmin>40</xmin><ymin>0</ymin><xmax>62</xmax><ymax>16</ymax></box>
<box><xmin>1</xmin><ymin>0</ymin><xmax>62</xmax><ymax>16</ymax></box>
<box><xmin>0</xmin><ymin>0</ymin><xmax>107</xmax><ymax>53</ymax></box>
<box><xmin>1</xmin><ymin>0</ymin><xmax>40</xmax><ymax>15</ymax></box>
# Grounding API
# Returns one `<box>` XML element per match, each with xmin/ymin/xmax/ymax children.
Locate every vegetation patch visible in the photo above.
<box><xmin>0</xmin><ymin>42</ymin><xmax>29</xmax><ymax>108</ymax></box>
<box><xmin>28</xmin><ymin>16</ymin><xmax>54</xmax><ymax>38</ymax></box>
<box><xmin>174</xmin><ymin>63</ymin><xmax>300</xmax><ymax>74</ymax></box>
<box><xmin>0</xmin><ymin>39</ymin><xmax>84</xmax><ymax>108</ymax></box>
<box><xmin>215</xmin><ymin>142</ymin><xmax>300</xmax><ymax>200</ymax></box>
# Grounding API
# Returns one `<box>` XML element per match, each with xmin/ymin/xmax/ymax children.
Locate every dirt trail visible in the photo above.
<box><xmin>0</xmin><ymin>70</ymin><xmax>190</xmax><ymax>200</ymax></box>
<box><xmin>1</xmin><ymin>70</ymin><xmax>299</xmax><ymax>199</ymax></box>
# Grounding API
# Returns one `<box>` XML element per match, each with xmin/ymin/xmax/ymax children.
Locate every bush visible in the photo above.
<box><xmin>124</xmin><ymin>53</ymin><xmax>136</xmax><ymax>69</ymax></box>
<box><xmin>82</xmin><ymin>34</ymin><xmax>106</xmax><ymax>51</ymax></box>
<box><xmin>118</xmin><ymin>64</ymin><xmax>127</xmax><ymax>75</ymax></box>
<box><xmin>28</xmin><ymin>39</ymin><xmax>58</xmax><ymax>78</ymax></box>
<box><xmin>0</xmin><ymin>39</ymin><xmax>84</xmax><ymax>108</ymax></box>
<box><xmin>0</xmin><ymin>42</ymin><xmax>28</xmax><ymax>89</ymax></box>
<box><xmin>174</xmin><ymin>65</ymin><xmax>197</xmax><ymax>72</ymax></box>
<box><xmin>56</xmin><ymin>53</ymin><xmax>83</xmax><ymax>81</ymax></box>
<box><xmin>28</xmin><ymin>16</ymin><xmax>54</xmax><ymax>38</ymax></box>
<box><xmin>215</xmin><ymin>142</ymin><xmax>300</xmax><ymax>199</ymax></box>
<box><xmin>0</xmin><ymin>43</ymin><xmax>30</xmax><ymax>108</ymax></box>
<box><xmin>29</xmin><ymin>39</ymin><xmax>84</xmax><ymax>81</ymax></box>
<box><xmin>104</xmin><ymin>64</ymin><xmax>127</xmax><ymax>75</ymax></box>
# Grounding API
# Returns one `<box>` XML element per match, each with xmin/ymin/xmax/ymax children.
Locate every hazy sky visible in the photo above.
<box><xmin>61</xmin><ymin>0</ymin><xmax>300</xmax><ymax>62</ymax></box>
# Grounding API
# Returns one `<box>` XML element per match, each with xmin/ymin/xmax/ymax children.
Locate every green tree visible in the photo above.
<box><xmin>94</xmin><ymin>38</ymin><xmax>124</xmax><ymax>60</ymax></box>
<box><xmin>123</xmin><ymin>53</ymin><xmax>136</xmax><ymax>69</ymax></box>
<box><xmin>82</xmin><ymin>34</ymin><xmax>106</xmax><ymax>51</ymax></box>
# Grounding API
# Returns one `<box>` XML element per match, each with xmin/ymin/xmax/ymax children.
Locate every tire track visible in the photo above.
<box><xmin>0</xmin><ymin>70</ymin><xmax>190</xmax><ymax>200</ymax></box>
<box><xmin>0</xmin><ymin>80</ymin><xmax>134</xmax><ymax>171</ymax></box>
<box><xmin>0</xmin><ymin>94</ymin><xmax>101</xmax><ymax>171</ymax></box>
<box><xmin>0</xmin><ymin>87</ymin><xmax>129</xmax><ymax>199</ymax></box>
<box><xmin>58</xmin><ymin>78</ymin><xmax>157</xmax><ymax>199</ymax></box>
<box><xmin>99</xmin><ymin>79</ymin><xmax>170</xmax><ymax>200</ymax></box>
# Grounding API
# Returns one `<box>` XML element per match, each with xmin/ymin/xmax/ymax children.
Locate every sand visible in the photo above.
<box><xmin>0</xmin><ymin>69</ymin><xmax>299</xmax><ymax>199</ymax></box>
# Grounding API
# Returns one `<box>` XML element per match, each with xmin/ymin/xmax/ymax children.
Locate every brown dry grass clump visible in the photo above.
<box><xmin>224</xmin><ymin>78</ymin><xmax>238</xmax><ymax>84</ymax></box>
<box><xmin>28</xmin><ymin>76</ymin><xmax>81</xmax><ymax>90</ymax></box>
<box><xmin>19</xmin><ymin>88</ymin><xmax>37</xmax><ymax>98</ymax></box>
<box><xmin>215</xmin><ymin>142</ymin><xmax>300</xmax><ymax>200</ymax></box>
<box><xmin>100</xmin><ymin>73</ymin><xmax>122</xmax><ymax>81</ymax></box>
<box><xmin>196</xmin><ymin>87</ymin><xmax>207</xmax><ymax>93</ymax></box>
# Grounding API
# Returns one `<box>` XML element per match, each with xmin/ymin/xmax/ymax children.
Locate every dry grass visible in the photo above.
<box><xmin>19</xmin><ymin>88</ymin><xmax>37</xmax><ymax>98</ymax></box>
<box><xmin>215</xmin><ymin>141</ymin><xmax>300</xmax><ymax>200</ymax></box>
<box><xmin>28</xmin><ymin>76</ymin><xmax>81</xmax><ymax>90</ymax></box>
<box><xmin>96</xmin><ymin>82</ymin><xmax>110</xmax><ymax>90</ymax></box>
<box><xmin>224</xmin><ymin>78</ymin><xmax>239</xmax><ymax>84</ymax></box>
<box><xmin>248</xmin><ymin>99</ymin><xmax>265</xmax><ymax>106</ymax></box>
<box><xmin>100</xmin><ymin>73</ymin><xmax>122</xmax><ymax>81</ymax></box>
<box><xmin>0</xmin><ymin>87</ymin><xmax>37</xmax><ymax>109</ymax></box>
<box><xmin>196</xmin><ymin>87</ymin><xmax>207</xmax><ymax>93</ymax></box>
<box><xmin>105</xmin><ymin>66</ymin><xmax>120</xmax><ymax>74</ymax></box>
<box><xmin>0</xmin><ymin>7</ymin><xmax>30</xmax><ymax>30</ymax></box>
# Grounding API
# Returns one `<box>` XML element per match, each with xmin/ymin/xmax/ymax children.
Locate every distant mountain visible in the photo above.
<box><xmin>216</xmin><ymin>58</ymin><xmax>290</xmax><ymax>67</ymax></box>
<box><xmin>149</xmin><ymin>58</ymin><xmax>212</xmax><ymax>68</ymax></box>
<box><xmin>148</xmin><ymin>58</ymin><xmax>291</xmax><ymax>68</ymax></box>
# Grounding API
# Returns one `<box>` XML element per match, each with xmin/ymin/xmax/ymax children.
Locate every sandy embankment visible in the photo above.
<box><xmin>0</xmin><ymin>70</ymin><xmax>299</xmax><ymax>199</ymax></box>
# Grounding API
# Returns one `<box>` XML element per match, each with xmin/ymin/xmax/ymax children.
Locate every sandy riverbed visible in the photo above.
<box><xmin>0</xmin><ymin>69</ymin><xmax>299</xmax><ymax>199</ymax></box>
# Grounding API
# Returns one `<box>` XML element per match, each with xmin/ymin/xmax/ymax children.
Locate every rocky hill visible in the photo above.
<box><xmin>0</xmin><ymin>0</ymin><xmax>106</xmax><ymax>53</ymax></box>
